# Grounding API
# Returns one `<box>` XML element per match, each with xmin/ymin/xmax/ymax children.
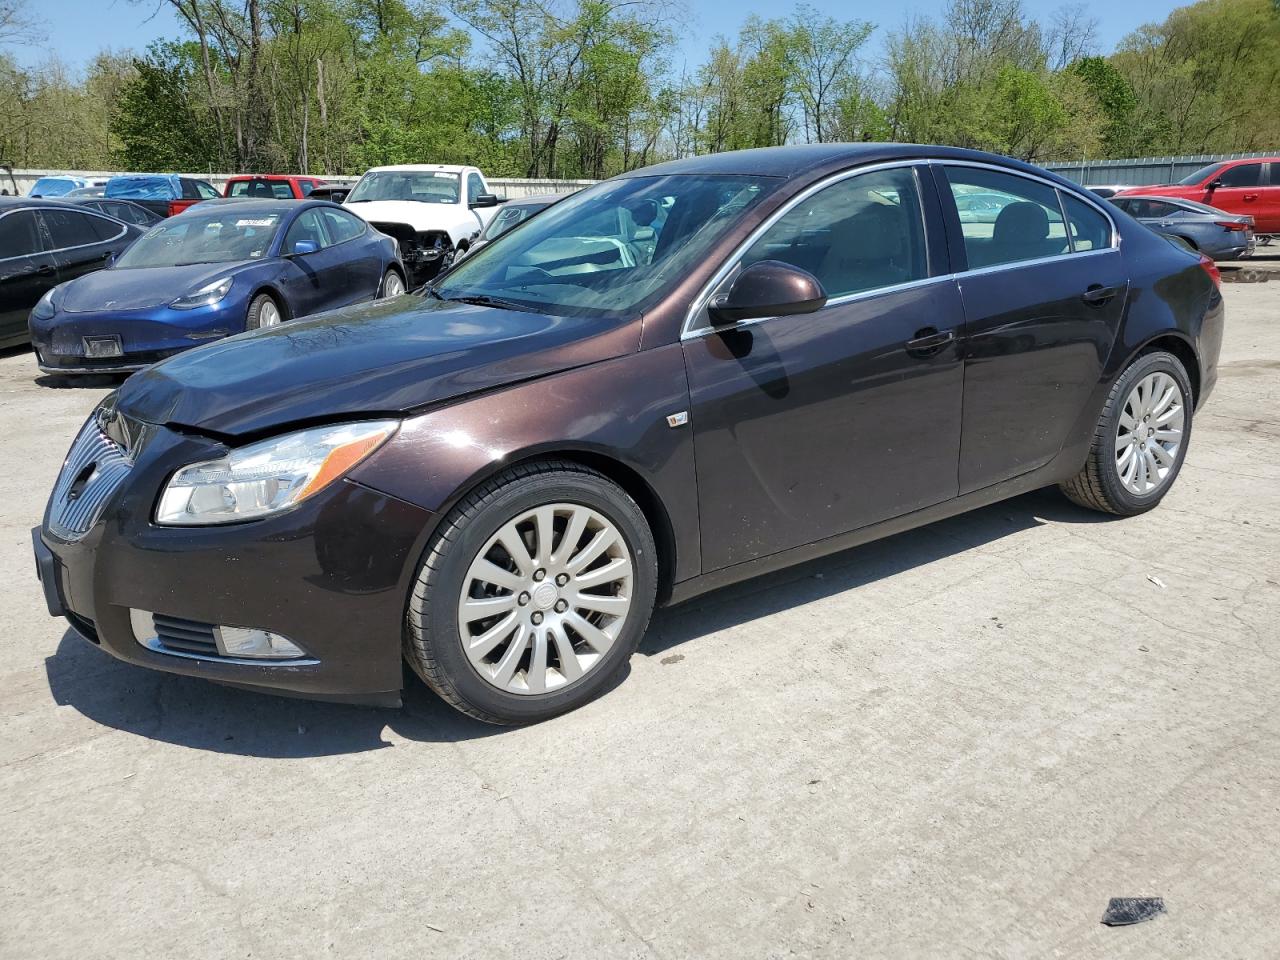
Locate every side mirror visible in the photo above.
<box><xmin>291</xmin><ymin>239</ymin><xmax>319</xmax><ymax>256</ymax></box>
<box><xmin>470</xmin><ymin>193</ymin><xmax>499</xmax><ymax>209</ymax></box>
<box><xmin>1207</xmin><ymin>179</ymin><xmax>1223</xmax><ymax>191</ymax></box>
<box><xmin>708</xmin><ymin>260</ymin><xmax>827</xmax><ymax>325</ymax></box>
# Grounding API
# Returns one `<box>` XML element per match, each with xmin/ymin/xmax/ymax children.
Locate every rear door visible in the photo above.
<box><xmin>37</xmin><ymin>208</ymin><xmax>122</xmax><ymax>284</ymax></box>
<box><xmin>937</xmin><ymin>164</ymin><xmax>1128</xmax><ymax>494</ymax></box>
<box><xmin>1206</xmin><ymin>162</ymin><xmax>1267</xmax><ymax>229</ymax></box>
<box><xmin>0</xmin><ymin>210</ymin><xmax>57</xmax><ymax>342</ymax></box>
<box><xmin>318</xmin><ymin>206</ymin><xmax>381</xmax><ymax>302</ymax></box>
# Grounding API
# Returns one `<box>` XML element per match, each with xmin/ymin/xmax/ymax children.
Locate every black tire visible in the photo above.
<box><xmin>379</xmin><ymin>267</ymin><xmax>405</xmax><ymax>298</ymax></box>
<box><xmin>1059</xmin><ymin>350</ymin><xmax>1194</xmax><ymax>515</ymax></box>
<box><xmin>245</xmin><ymin>292</ymin><xmax>283</xmax><ymax>330</ymax></box>
<box><xmin>405</xmin><ymin>460</ymin><xmax>659</xmax><ymax>724</ymax></box>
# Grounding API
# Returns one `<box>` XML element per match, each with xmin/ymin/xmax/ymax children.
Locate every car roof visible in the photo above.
<box><xmin>183</xmin><ymin>198</ymin><xmax>314</xmax><ymax>213</ymax></box>
<box><xmin>506</xmin><ymin>193</ymin><xmax>565</xmax><ymax>206</ymax></box>
<box><xmin>227</xmin><ymin>174</ymin><xmax>321</xmax><ymax>180</ymax></box>
<box><xmin>614</xmin><ymin>143</ymin><xmax>1065</xmax><ymax>181</ymax></box>
<box><xmin>363</xmin><ymin>164</ymin><xmax>472</xmax><ymax>174</ymax></box>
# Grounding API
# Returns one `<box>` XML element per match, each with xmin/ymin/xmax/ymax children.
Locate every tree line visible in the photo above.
<box><xmin>0</xmin><ymin>0</ymin><xmax>1277</xmax><ymax>180</ymax></box>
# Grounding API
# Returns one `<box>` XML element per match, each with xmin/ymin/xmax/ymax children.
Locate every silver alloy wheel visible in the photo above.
<box><xmin>258</xmin><ymin>299</ymin><xmax>281</xmax><ymax>327</ymax></box>
<box><xmin>1115</xmin><ymin>371</ymin><xmax>1185</xmax><ymax>495</ymax></box>
<box><xmin>382</xmin><ymin>271</ymin><xmax>405</xmax><ymax>298</ymax></box>
<box><xmin>458</xmin><ymin>503</ymin><xmax>634</xmax><ymax>695</ymax></box>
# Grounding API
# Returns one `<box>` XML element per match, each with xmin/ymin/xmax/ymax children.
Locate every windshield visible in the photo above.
<box><xmin>114</xmin><ymin>211</ymin><xmax>282</xmax><ymax>268</ymax></box>
<box><xmin>347</xmin><ymin>171</ymin><xmax>460</xmax><ymax>204</ymax></box>
<box><xmin>434</xmin><ymin>174</ymin><xmax>776</xmax><ymax>319</ymax></box>
<box><xmin>1177</xmin><ymin>163</ymin><xmax>1224</xmax><ymax>186</ymax></box>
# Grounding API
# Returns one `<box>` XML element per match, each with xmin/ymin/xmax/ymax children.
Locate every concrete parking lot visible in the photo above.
<box><xmin>1</xmin><ymin>282</ymin><xmax>1278</xmax><ymax>958</ymax></box>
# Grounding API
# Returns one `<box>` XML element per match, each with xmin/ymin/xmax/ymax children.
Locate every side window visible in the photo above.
<box><xmin>112</xmin><ymin>203</ymin><xmax>152</xmax><ymax>226</ymax></box>
<box><xmin>38</xmin><ymin>209</ymin><xmax>102</xmax><ymax>250</ymax></box>
<box><xmin>299</xmin><ymin>180</ymin><xmax>315</xmax><ymax>197</ymax></box>
<box><xmin>1147</xmin><ymin>200</ymin><xmax>1179</xmax><ymax>218</ymax></box>
<box><xmin>0</xmin><ymin>211</ymin><xmax>43</xmax><ymax>257</ymax></box>
<box><xmin>81</xmin><ymin>213</ymin><xmax>125</xmax><ymax>242</ymax></box>
<box><xmin>1059</xmin><ymin>192</ymin><xmax>1112</xmax><ymax>252</ymax></box>
<box><xmin>1218</xmin><ymin>163</ymin><xmax>1262</xmax><ymax>187</ymax></box>
<box><xmin>228</xmin><ymin>181</ymin><xmax>249</xmax><ymax>197</ymax></box>
<box><xmin>271</xmin><ymin>182</ymin><xmax>293</xmax><ymax>199</ymax></box>
<box><xmin>195</xmin><ymin>180</ymin><xmax>219</xmax><ymax>199</ymax></box>
<box><xmin>467</xmin><ymin>172</ymin><xmax>485</xmax><ymax>202</ymax></box>
<box><xmin>320</xmin><ymin>208</ymin><xmax>365</xmax><ymax>243</ymax></box>
<box><xmin>1269</xmin><ymin>163</ymin><xmax>1280</xmax><ymax>186</ymax></box>
<box><xmin>283</xmin><ymin>209</ymin><xmax>329</xmax><ymax>252</ymax></box>
<box><xmin>737</xmin><ymin>166</ymin><xmax>928</xmax><ymax>300</ymax></box>
<box><xmin>943</xmin><ymin>166</ymin><xmax>1068</xmax><ymax>269</ymax></box>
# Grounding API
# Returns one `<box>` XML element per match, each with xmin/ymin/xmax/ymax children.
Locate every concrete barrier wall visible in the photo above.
<box><xmin>4</xmin><ymin>168</ymin><xmax>597</xmax><ymax>198</ymax></box>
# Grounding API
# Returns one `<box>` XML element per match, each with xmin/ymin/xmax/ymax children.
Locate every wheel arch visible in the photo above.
<box><xmin>248</xmin><ymin>283</ymin><xmax>291</xmax><ymax>321</ymax></box>
<box><xmin>437</xmin><ymin>446</ymin><xmax>680</xmax><ymax>607</ymax></box>
<box><xmin>1120</xmin><ymin>330</ymin><xmax>1201</xmax><ymax>405</ymax></box>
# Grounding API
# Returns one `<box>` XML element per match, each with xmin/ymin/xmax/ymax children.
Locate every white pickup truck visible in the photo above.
<box><xmin>342</xmin><ymin>164</ymin><xmax>501</xmax><ymax>284</ymax></box>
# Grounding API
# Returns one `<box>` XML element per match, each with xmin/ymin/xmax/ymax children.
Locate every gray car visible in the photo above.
<box><xmin>1109</xmin><ymin>195</ymin><xmax>1254</xmax><ymax>261</ymax></box>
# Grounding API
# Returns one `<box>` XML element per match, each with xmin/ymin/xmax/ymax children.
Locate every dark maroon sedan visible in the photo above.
<box><xmin>34</xmin><ymin>144</ymin><xmax>1223</xmax><ymax>724</ymax></box>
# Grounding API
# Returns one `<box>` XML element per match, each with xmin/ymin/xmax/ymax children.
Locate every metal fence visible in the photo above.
<box><xmin>2</xmin><ymin>168</ymin><xmax>596</xmax><ymax>198</ymax></box>
<box><xmin>1043</xmin><ymin>152</ymin><xmax>1276</xmax><ymax>187</ymax></box>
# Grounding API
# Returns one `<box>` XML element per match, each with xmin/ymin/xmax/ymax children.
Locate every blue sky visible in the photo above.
<box><xmin>9</xmin><ymin>0</ymin><xmax>1181</xmax><ymax>73</ymax></box>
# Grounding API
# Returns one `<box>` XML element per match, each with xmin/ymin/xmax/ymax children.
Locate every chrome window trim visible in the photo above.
<box><xmin>0</xmin><ymin>209</ymin><xmax>43</xmax><ymax>262</ymax></box>
<box><xmin>681</xmin><ymin>159</ymin><xmax>934</xmax><ymax>339</ymax></box>
<box><xmin>15</xmin><ymin>207</ymin><xmax>129</xmax><ymax>261</ymax></box>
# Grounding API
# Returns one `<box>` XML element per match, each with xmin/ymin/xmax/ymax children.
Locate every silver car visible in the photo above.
<box><xmin>1109</xmin><ymin>195</ymin><xmax>1254</xmax><ymax>261</ymax></box>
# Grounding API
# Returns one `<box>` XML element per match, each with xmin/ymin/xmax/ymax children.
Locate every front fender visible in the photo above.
<box><xmin>348</xmin><ymin>343</ymin><xmax>701</xmax><ymax>584</ymax></box>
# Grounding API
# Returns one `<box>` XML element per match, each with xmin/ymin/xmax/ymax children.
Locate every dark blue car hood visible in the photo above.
<box><xmin>60</xmin><ymin>263</ymin><xmax>254</xmax><ymax>313</ymax></box>
<box><xmin>116</xmin><ymin>296</ymin><xmax>640</xmax><ymax>437</ymax></box>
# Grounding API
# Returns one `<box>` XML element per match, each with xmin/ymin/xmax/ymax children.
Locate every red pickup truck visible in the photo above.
<box><xmin>223</xmin><ymin>175</ymin><xmax>328</xmax><ymax>200</ymax></box>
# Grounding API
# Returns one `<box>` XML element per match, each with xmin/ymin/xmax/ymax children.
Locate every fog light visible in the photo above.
<box><xmin>216</xmin><ymin>626</ymin><xmax>305</xmax><ymax>660</ymax></box>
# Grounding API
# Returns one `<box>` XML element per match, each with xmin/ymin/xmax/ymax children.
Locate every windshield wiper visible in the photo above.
<box><xmin>444</xmin><ymin>293</ymin><xmax>525</xmax><ymax>311</ymax></box>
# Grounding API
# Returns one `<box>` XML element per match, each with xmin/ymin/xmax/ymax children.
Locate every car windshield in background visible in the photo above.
<box><xmin>1177</xmin><ymin>163</ymin><xmax>1224</xmax><ymax>186</ymax></box>
<box><xmin>106</xmin><ymin>176</ymin><xmax>178</xmax><ymax>200</ymax></box>
<box><xmin>434</xmin><ymin>174</ymin><xmax>776</xmax><ymax>319</ymax></box>
<box><xmin>347</xmin><ymin>171</ymin><xmax>460</xmax><ymax>204</ymax></box>
<box><xmin>481</xmin><ymin>202</ymin><xmax>551</xmax><ymax>241</ymax></box>
<box><xmin>114</xmin><ymin>212</ymin><xmax>282</xmax><ymax>268</ymax></box>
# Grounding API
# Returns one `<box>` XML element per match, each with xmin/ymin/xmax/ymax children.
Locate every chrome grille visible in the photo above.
<box><xmin>47</xmin><ymin>419</ymin><xmax>133</xmax><ymax>540</ymax></box>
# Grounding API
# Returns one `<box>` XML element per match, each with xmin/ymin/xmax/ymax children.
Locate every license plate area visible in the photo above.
<box><xmin>83</xmin><ymin>336</ymin><xmax>123</xmax><ymax>359</ymax></box>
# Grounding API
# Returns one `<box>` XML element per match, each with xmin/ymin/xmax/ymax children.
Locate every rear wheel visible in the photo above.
<box><xmin>245</xmin><ymin>293</ymin><xmax>283</xmax><ymax>330</ymax></box>
<box><xmin>379</xmin><ymin>268</ymin><xmax>405</xmax><ymax>298</ymax></box>
<box><xmin>1059</xmin><ymin>350</ymin><xmax>1193</xmax><ymax>515</ymax></box>
<box><xmin>405</xmin><ymin>460</ymin><xmax>658</xmax><ymax>724</ymax></box>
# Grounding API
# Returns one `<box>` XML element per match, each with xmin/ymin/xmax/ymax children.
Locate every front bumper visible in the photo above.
<box><xmin>30</xmin><ymin>302</ymin><xmax>242</xmax><ymax>375</ymax></box>
<box><xmin>35</xmin><ymin>421</ymin><xmax>436</xmax><ymax>705</ymax></box>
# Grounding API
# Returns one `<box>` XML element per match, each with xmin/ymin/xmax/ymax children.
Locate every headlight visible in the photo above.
<box><xmin>171</xmin><ymin>276</ymin><xmax>233</xmax><ymax>310</ymax></box>
<box><xmin>31</xmin><ymin>286</ymin><xmax>59</xmax><ymax>321</ymax></box>
<box><xmin>155</xmin><ymin>420</ymin><xmax>398</xmax><ymax>525</ymax></box>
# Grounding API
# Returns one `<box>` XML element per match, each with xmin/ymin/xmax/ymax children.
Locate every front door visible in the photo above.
<box><xmin>683</xmin><ymin>165</ymin><xmax>965</xmax><ymax>572</ymax></box>
<box><xmin>1204</xmin><ymin>162</ymin><xmax>1270</xmax><ymax>231</ymax></box>
<box><xmin>936</xmin><ymin>165</ymin><xmax>1127</xmax><ymax>494</ymax></box>
<box><xmin>278</xmin><ymin>208</ymin><xmax>349</xmax><ymax>318</ymax></box>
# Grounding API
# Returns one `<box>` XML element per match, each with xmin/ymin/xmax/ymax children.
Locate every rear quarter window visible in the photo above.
<box><xmin>1059</xmin><ymin>192</ymin><xmax>1112</xmax><ymax>252</ymax></box>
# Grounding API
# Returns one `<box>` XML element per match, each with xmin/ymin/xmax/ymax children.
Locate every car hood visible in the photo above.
<box><xmin>115</xmin><ymin>295</ymin><xmax>640</xmax><ymax>437</ymax></box>
<box><xmin>346</xmin><ymin>200</ymin><xmax>465</xmax><ymax>230</ymax></box>
<box><xmin>59</xmin><ymin>263</ymin><xmax>253</xmax><ymax>313</ymax></box>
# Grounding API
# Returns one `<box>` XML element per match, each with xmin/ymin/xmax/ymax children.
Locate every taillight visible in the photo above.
<box><xmin>167</xmin><ymin>200</ymin><xmax>182</xmax><ymax>217</ymax></box>
<box><xmin>1215</xmin><ymin>221</ymin><xmax>1247</xmax><ymax>232</ymax></box>
<box><xmin>1198</xmin><ymin>254</ymin><xmax>1221</xmax><ymax>287</ymax></box>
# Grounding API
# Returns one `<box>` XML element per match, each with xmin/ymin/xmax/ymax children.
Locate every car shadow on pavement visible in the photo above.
<box><xmin>43</xmin><ymin>488</ymin><xmax>1111</xmax><ymax>757</ymax></box>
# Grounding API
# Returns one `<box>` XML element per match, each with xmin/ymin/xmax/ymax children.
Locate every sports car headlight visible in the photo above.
<box><xmin>155</xmin><ymin>420</ymin><xmax>398</xmax><ymax>525</ymax></box>
<box><xmin>31</xmin><ymin>285</ymin><xmax>59</xmax><ymax>320</ymax></box>
<box><xmin>171</xmin><ymin>276</ymin><xmax>233</xmax><ymax>310</ymax></box>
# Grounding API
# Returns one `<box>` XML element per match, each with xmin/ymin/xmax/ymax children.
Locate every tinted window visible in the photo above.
<box><xmin>1147</xmin><ymin>200</ymin><xmax>1181</xmax><ymax>218</ymax></box>
<box><xmin>284</xmin><ymin>209</ymin><xmax>329</xmax><ymax>252</ymax></box>
<box><xmin>1270</xmin><ymin>164</ymin><xmax>1280</xmax><ymax>187</ymax></box>
<box><xmin>1218</xmin><ymin>163</ymin><xmax>1262</xmax><ymax>187</ymax></box>
<box><xmin>739</xmin><ymin>166</ymin><xmax>928</xmax><ymax>299</ymax></box>
<box><xmin>944</xmin><ymin>167</ymin><xmax>1068</xmax><ymax>269</ymax></box>
<box><xmin>319</xmin><ymin>207</ymin><xmax>364</xmax><ymax>243</ymax></box>
<box><xmin>102</xmin><ymin>201</ymin><xmax>154</xmax><ymax>226</ymax></box>
<box><xmin>81</xmin><ymin>213</ymin><xmax>126</xmax><ymax>242</ymax></box>
<box><xmin>1059</xmin><ymin>192</ymin><xmax>1112</xmax><ymax>252</ymax></box>
<box><xmin>0</xmin><ymin>211</ymin><xmax>42</xmax><ymax>257</ymax></box>
<box><xmin>39</xmin><ymin>209</ymin><xmax>103</xmax><ymax>250</ymax></box>
<box><xmin>467</xmin><ymin>172</ymin><xmax>485</xmax><ymax>201</ymax></box>
<box><xmin>1177</xmin><ymin>163</ymin><xmax>1223</xmax><ymax>186</ymax></box>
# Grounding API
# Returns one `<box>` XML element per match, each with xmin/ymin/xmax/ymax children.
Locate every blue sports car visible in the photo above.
<box><xmin>29</xmin><ymin>199</ymin><xmax>405</xmax><ymax>375</ymax></box>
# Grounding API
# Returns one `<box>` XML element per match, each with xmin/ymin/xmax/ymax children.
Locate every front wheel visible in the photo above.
<box><xmin>1059</xmin><ymin>350</ymin><xmax>1193</xmax><ymax>515</ymax></box>
<box><xmin>245</xmin><ymin>293</ymin><xmax>283</xmax><ymax>330</ymax></box>
<box><xmin>405</xmin><ymin>460</ymin><xmax>658</xmax><ymax>724</ymax></box>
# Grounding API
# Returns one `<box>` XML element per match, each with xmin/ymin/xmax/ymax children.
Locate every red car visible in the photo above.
<box><xmin>223</xmin><ymin>174</ymin><xmax>327</xmax><ymax>200</ymax></box>
<box><xmin>1116</xmin><ymin>157</ymin><xmax>1280</xmax><ymax>234</ymax></box>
